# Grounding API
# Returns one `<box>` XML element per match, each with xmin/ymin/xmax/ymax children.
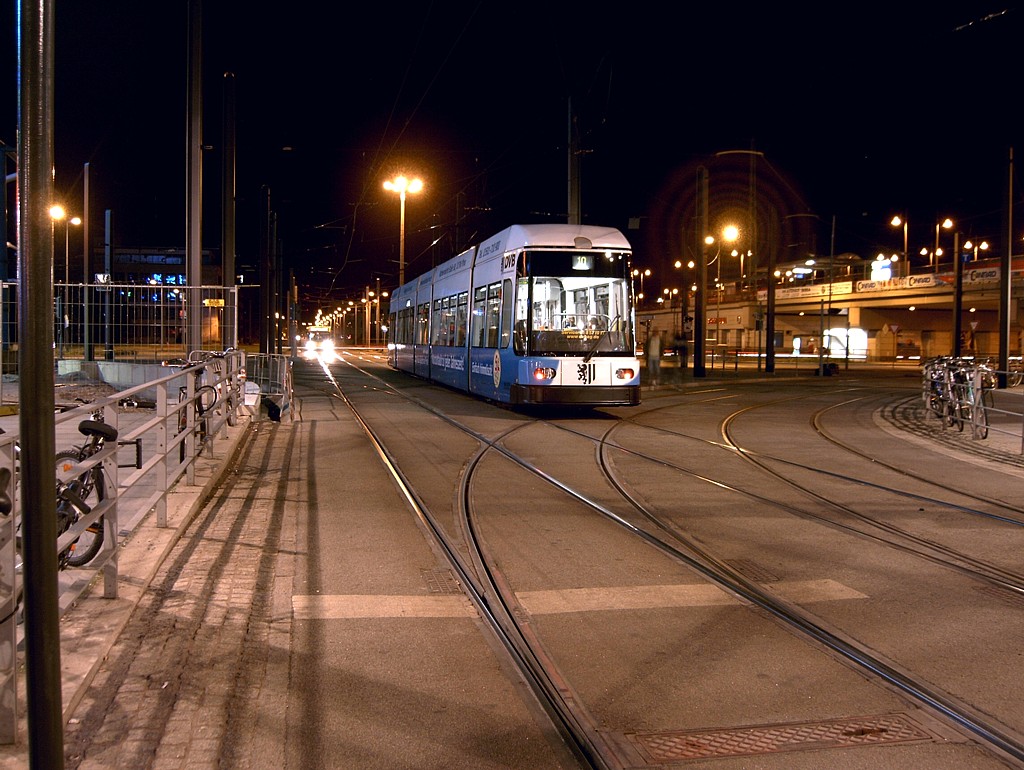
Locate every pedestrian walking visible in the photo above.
<box><xmin>647</xmin><ymin>329</ymin><xmax>663</xmax><ymax>386</ymax></box>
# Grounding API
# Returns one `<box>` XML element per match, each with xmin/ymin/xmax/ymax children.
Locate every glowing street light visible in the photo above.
<box><xmin>890</xmin><ymin>215</ymin><xmax>908</xmax><ymax>277</ymax></box>
<box><xmin>631</xmin><ymin>268</ymin><xmax>651</xmax><ymax>304</ymax></box>
<box><xmin>49</xmin><ymin>204</ymin><xmax>82</xmax><ymax>284</ymax></box>
<box><xmin>383</xmin><ymin>175</ymin><xmax>423</xmax><ymax>286</ymax></box>
<box><xmin>963</xmin><ymin>239</ymin><xmax>989</xmax><ymax>261</ymax></box>
<box><xmin>934</xmin><ymin>217</ymin><xmax>953</xmax><ymax>271</ymax></box>
<box><xmin>704</xmin><ymin>226</ymin><xmax>738</xmax><ymax>346</ymax></box>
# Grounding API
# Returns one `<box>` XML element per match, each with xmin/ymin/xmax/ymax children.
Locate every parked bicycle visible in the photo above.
<box><xmin>943</xmin><ymin>360</ymin><xmax>995</xmax><ymax>438</ymax></box>
<box><xmin>187</xmin><ymin>347</ymin><xmax>241</xmax><ymax>428</ymax></box>
<box><xmin>922</xmin><ymin>356</ymin><xmax>952</xmax><ymax>421</ymax></box>
<box><xmin>1009</xmin><ymin>358</ymin><xmax>1023</xmax><ymax>388</ymax></box>
<box><xmin>175</xmin><ymin>348</ymin><xmax>242</xmax><ymax>462</ymax></box>
<box><xmin>178</xmin><ymin>380</ymin><xmax>220</xmax><ymax>462</ymax></box>
<box><xmin>3</xmin><ymin>412</ymin><xmax>118</xmax><ymax>577</ymax></box>
<box><xmin>55</xmin><ymin>415</ymin><xmax>119</xmax><ymax>567</ymax></box>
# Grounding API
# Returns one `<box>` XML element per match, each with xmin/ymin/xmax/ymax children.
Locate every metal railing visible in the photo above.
<box><xmin>0</xmin><ymin>349</ymin><xmax>249</xmax><ymax>742</ymax></box>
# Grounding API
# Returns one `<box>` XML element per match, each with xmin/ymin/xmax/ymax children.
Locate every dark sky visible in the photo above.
<box><xmin>3</xmin><ymin>3</ymin><xmax>1021</xmax><ymax>307</ymax></box>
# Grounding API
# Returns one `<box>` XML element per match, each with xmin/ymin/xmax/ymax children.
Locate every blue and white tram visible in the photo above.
<box><xmin>387</xmin><ymin>224</ymin><xmax>640</xmax><ymax>406</ymax></box>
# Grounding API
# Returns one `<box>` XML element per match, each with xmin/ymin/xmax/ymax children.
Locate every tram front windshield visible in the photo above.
<box><xmin>519</xmin><ymin>250</ymin><xmax>634</xmax><ymax>356</ymax></box>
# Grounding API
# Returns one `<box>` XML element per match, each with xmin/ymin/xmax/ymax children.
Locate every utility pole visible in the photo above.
<box><xmin>693</xmin><ymin>167</ymin><xmax>708</xmax><ymax>377</ymax></box>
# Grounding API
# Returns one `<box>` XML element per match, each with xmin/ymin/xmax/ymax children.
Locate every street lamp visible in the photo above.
<box><xmin>934</xmin><ymin>218</ymin><xmax>953</xmax><ymax>272</ymax></box>
<box><xmin>706</xmin><ymin>226</ymin><xmax>738</xmax><ymax>347</ymax></box>
<box><xmin>963</xmin><ymin>239</ymin><xmax>989</xmax><ymax>260</ymax></box>
<box><xmin>383</xmin><ymin>175</ymin><xmax>423</xmax><ymax>286</ymax></box>
<box><xmin>890</xmin><ymin>215</ymin><xmax>908</xmax><ymax>277</ymax></box>
<box><xmin>48</xmin><ymin>204</ymin><xmax>82</xmax><ymax>283</ymax></box>
<box><xmin>626</xmin><ymin>268</ymin><xmax>651</xmax><ymax>305</ymax></box>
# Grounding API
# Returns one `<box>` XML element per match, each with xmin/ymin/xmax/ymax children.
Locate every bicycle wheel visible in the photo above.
<box><xmin>56</xmin><ymin>450</ymin><xmax>105</xmax><ymax>567</ymax></box>
<box><xmin>942</xmin><ymin>394</ymin><xmax>955</xmax><ymax>428</ymax></box>
<box><xmin>226</xmin><ymin>389</ymin><xmax>238</xmax><ymax>427</ymax></box>
<box><xmin>945</xmin><ymin>393</ymin><xmax>964</xmax><ymax>431</ymax></box>
<box><xmin>976</xmin><ymin>389</ymin><xmax>993</xmax><ymax>440</ymax></box>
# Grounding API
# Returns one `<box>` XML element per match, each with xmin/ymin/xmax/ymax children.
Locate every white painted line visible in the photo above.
<box><xmin>516</xmin><ymin>579</ymin><xmax>867</xmax><ymax>615</ymax></box>
<box><xmin>292</xmin><ymin>580</ymin><xmax>868</xmax><ymax>619</ymax></box>
<box><xmin>293</xmin><ymin>594</ymin><xmax>477</xmax><ymax>619</ymax></box>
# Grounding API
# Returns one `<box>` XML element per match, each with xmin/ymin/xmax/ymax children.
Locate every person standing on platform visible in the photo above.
<box><xmin>647</xmin><ymin>329</ymin><xmax>663</xmax><ymax>386</ymax></box>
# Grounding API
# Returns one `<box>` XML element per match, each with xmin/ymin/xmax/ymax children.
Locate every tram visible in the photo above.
<box><xmin>387</xmin><ymin>224</ymin><xmax>640</xmax><ymax>406</ymax></box>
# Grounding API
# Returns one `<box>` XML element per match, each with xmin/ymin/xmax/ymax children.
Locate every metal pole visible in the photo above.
<box><xmin>766</xmin><ymin>212</ymin><xmax>777</xmax><ymax>373</ymax></box>
<box><xmin>186</xmin><ymin>0</ymin><xmax>204</xmax><ymax>354</ymax></box>
<box><xmin>398</xmin><ymin>190</ymin><xmax>406</xmax><ymax>287</ymax></box>
<box><xmin>221</xmin><ymin>72</ymin><xmax>237</xmax><ymax>349</ymax></box>
<box><xmin>693</xmin><ymin>167</ymin><xmax>708</xmax><ymax>378</ymax></box>
<box><xmin>902</xmin><ymin>219</ymin><xmax>908</xmax><ymax>278</ymax></box>
<box><xmin>953</xmin><ymin>231</ymin><xmax>963</xmax><ymax>357</ymax></box>
<box><xmin>83</xmin><ymin>161</ymin><xmax>92</xmax><ymax>361</ymax></box>
<box><xmin>998</xmin><ymin>147</ymin><xmax>1013</xmax><ymax>386</ymax></box>
<box><xmin>17</xmin><ymin>0</ymin><xmax>66</xmax><ymax>763</ymax></box>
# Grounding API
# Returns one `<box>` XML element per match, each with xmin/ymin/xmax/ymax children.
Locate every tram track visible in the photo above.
<box><xmin>319</xmin><ymin>355</ymin><xmax>1024</xmax><ymax>767</ymax></box>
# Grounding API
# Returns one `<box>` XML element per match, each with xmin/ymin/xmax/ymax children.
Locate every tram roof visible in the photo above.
<box><xmin>390</xmin><ymin>224</ymin><xmax>632</xmax><ymax>301</ymax></box>
<box><xmin>487</xmin><ymin>224</ymin><xmax>631</xmax><ymax>253</ymax></box>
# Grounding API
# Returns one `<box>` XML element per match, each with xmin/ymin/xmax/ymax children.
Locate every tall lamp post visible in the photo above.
<box><xmin>48</xmin><ymin>204</ymin><xmax>81</xmax><ymax>283</ymax></box>
<box><xmin>890</xmin><ymin>215</ymin><xmax>908</xmax><ymax>277</ymax></box>
<box><xmin>706</xmin><ymin>225</ymin><xmax>738</xmax><ymax>357</ymax></box>
<box><xmin>631</xmin><ymin>268</ymin><xmax>650</xmax><ymax>307</ymax></box>
<box><xmin>383</xmin><ymin>175</ymin><xmax>423</xmax><ymax>287</ymax></box>
<box><xmin>934</xmin><ymin>218</ymin><xmax>953</xmax><ymax>272</ymax></box>
<box><xmin>49</xmin><ymin>205</ymin><xmax>82</xmax><ymax>359</ymax></box>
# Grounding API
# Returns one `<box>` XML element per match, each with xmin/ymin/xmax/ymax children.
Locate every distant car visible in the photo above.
<box><xmin>304</xmin><ymin>329</ymin><xmax>334</xmax><ymax>354</ymax></box>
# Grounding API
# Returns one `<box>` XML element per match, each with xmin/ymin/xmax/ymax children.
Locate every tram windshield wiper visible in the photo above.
<box><xmin>584</xmin><ymin>315</ymin><xmax>618</xmax><ymax>363</ymax></box>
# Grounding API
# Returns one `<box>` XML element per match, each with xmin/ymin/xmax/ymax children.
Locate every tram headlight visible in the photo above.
<box><xmin>615</xmin><ymin>367</ymin><xmax>635</xmax><ymax>380</ymax></box>
<box><xmin>532</xmin><ymin>366</ymin><xmax>557</xmax><ymax>381</ymax></box>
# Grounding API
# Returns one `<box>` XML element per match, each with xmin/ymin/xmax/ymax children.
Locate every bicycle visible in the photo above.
<box><xmin>946</xmin><ymin>361</ymin><xmax>994</xmax><ymax>439</ymax></box>
<box><xmin>178</xmin><ymin>377</ymin><xmax>220</xmax><ymax>462</ymax></box>
<box><xmin>56</xmin><ymin>415</ymin><xmax>119</xmax><ymax>567</ymax></box>
<box><xmin>186</xmin><ymin>348</ymin><xmax>241</xmax><ymax>428</ymax></box>
<box><xmin>4</xmin><ymin>413</ymin><xmax>118</xmax><ymax>575</ymax></box>
<box><xmin>922</xmin><ymin>356</ymin><xmax>951</xmax><ymax>420</ymax></box>
<box><xmin>173</xmin><ymin>348</ymin><xmax>242</xmax><ymax>462</ymax></box>
<box><xmin>1008</xmin><ymin>358</ymin><xmax>1023</xmax><ymax>388</ymax></box>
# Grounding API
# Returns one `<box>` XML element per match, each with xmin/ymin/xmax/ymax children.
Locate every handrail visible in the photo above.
<box><xmin>0</xmin><ymin>349</ymin><xmax>248</xmax><ymax>742</ymax></box>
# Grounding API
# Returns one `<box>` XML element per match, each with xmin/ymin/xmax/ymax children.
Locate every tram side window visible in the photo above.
<box><xmin>486</xmin><ymin>282</ymin><xmax>502</xmax><ymax>347</ymax></box>
<box><xmin>441</xmin><ymin>296</ymin><xmax>456</xmax><ymax>346</ymax></box>
<box><xmin>471</xmin><ymin>286</ymin><xmax>487</xmax><ymax>347</ymax></box>
<box><xmin>514</xmin><ymin>278</ymin><xmax>529</xmax><ymax>355</ymax></box>
<box><xmin>431</xmin><ymin>298</ymin><xmax>444</xmax><ymax>345</ymax></box>
<box><xmin>415</xmin><ymin>303</ymin><xmax>427</xmax><ymax>344</ymax></box>
<box><xmin>398</xmin><ymin>307</ymin><xmax>413</xmax><ymax>344</ymax></box>
<box><xmin>456</xmin><ymin>291</ymin><xmax>468</xmax><ymax>346</ymax></box>
<box><xmin>500</xmin><ymin>279</ymin><xmax>513</xmax><ymax>348</ymax></box>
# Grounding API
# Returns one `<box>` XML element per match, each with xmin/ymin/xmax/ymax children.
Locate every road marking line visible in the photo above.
<box><xmin>293</xmin><ymin>594</ymin><xmax>476</xmax><ymax>619</ymax></box>
<box><xmin>516</xmin><ymin>579</ymin><xmax>867</xmax><ymax>615</ymax></box>
<box><xmin>292</xmin><ymin>580</ymin><xmax>867</xmax><ymax>619</ymax></box>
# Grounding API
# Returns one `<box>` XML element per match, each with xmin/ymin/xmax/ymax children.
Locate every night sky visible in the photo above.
<box><xmin>2</xmin><ymin>3</ymin><xmax>1021</xmax><ymax>309</ymax></box>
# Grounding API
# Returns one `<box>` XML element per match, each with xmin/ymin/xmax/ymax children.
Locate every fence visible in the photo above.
<box><xmin>0</xmin><ymin>348</ymin><xmax>290</xmax><ymax>743</ymax></box>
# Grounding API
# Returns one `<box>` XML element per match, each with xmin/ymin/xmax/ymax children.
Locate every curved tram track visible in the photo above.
<box><xmin>319</xmin><ymin>354</ymin><xmax>1024</xmax><ymax>769</ymax></box>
